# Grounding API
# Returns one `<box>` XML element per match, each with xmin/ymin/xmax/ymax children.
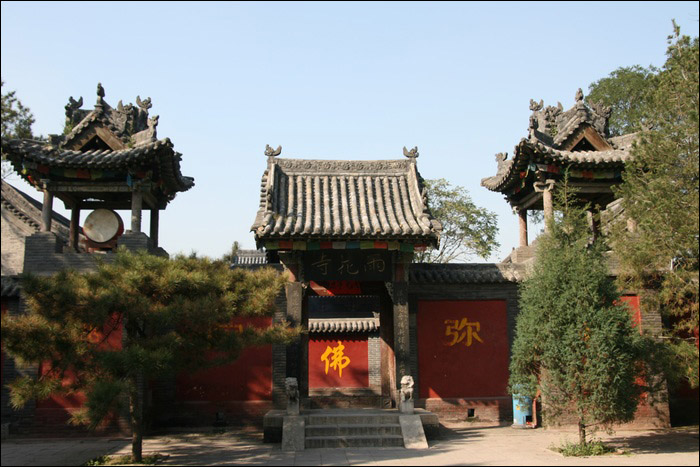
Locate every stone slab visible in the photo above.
<box><xmin>282</xmin><ymin>415</ymin><xmax>305</xmax><ymax>451</ymax></box>
<box><xmin>399</xmin><ymin>414</ymin><xmax>428</xmax><ymax>449</ymax></box>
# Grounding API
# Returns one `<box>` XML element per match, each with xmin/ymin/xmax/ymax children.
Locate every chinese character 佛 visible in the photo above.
<box><xmin>321</xmin><ymin>341</ymin><xmax>351</xmax><ymax>377</ymax></box>
<box><xmin>444</xmin><ymin>318</ymin><xmax>484</xmax><ymax>347</ymax></box>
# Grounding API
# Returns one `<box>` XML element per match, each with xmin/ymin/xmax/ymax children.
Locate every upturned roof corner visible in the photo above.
<box><xmin>481</xmin><ymin>89</ymin><xmax>636</xmax><ymax>210</ymax></box>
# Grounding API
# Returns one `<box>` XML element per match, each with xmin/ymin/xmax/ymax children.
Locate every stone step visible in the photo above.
<box><xmin>305</xmin><ymin>434</ymin><xmax>404</xmax><ymax>448</ymax></box>
<box><xmin>307</xmin><ymin>414</ymin><xmax>400</xmax><ymax>426</ymax></box>
<box><xmin>305</xmin><ymin>423</ymin><xmax>402</xmax><ymax>437</ymax></box>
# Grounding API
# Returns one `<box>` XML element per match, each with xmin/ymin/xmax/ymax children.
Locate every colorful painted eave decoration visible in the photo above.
<box><xmin>507</xmin><ymin>163</ymin><xmax>622</xmax><ymax>196</ymax></box>
<box><xmin>264</xmin><ymin>240</ymin><xmax>427</xmax><ymax>252</ymax></box>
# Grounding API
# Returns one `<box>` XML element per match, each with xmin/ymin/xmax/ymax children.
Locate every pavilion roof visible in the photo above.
<box><xmin>2</xmin><ymin>138</ymin><xmax>194</xmax><ymax>196</ymax></box>
<box><xmin>251</xmin><ymin>147</ymin><xmax>441</xmax><ymax>247</ymax></box>
<box><xmin>480</xmin><ymin>89</ymin><xmax>636</xmax><ymax>205</ymax></box>
<box><xmin>1</xmin><ymin>84</ymin><xmax>194</xmax><ymax>210</ymax></box>
<box><xmin>480</xmin><ymin>138</ymin><xmax>632</xmax><ymax>194</ymax></box>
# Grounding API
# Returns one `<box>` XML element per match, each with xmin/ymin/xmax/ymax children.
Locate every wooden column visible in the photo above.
<box><xmin>70</xmin><ymin>205</ymin><xmax>81</xmax><ymax>250</ymax></box>
<box><xmin>534</xmin><ymin>179</ymin><xmax>555</xmax><ymax>232</ymax></box>
<box><xmin>518</xmin><ymin>208</ymin><xmax>528</xmax><ymax>247</ymax></box>
<box><xmin>392</xmin><ymin>253</ymin><xmax>411</xmax><ymax>403</ymax></box>
<box><xmin>150</xmin><ymin>209</ymin><xmax>159</xmax><ymax>248</ymax></box>
<box><xmin>130</xmin><ymin>189</ymin><xmax>143</xmax><ymax>233</ymax></box>
<box><xmin>588</xmin><ymin>210</ymin><xmax>600</xmax><ymax>240</ymax></box>
<box><xmin>285</xmin><ymin>281</ymin><xmax>305</xmax><ymax>397</ymax></box>
<box><xmin>393</xmin><ymin>282</ymin><xmax>410</xmax><ymax>387</ymax></box>
<box><xmin>543</xmin><ymin>189</ymin><xmax>553</xmax><ymax>230</ymax></box>
<box><xmin>41</xmin><ymin>189</ymin><xmax>53</xmax><ymax>232</ymax></box>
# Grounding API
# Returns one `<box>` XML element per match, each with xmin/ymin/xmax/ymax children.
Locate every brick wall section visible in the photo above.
<box><xmin>368</xmin><ymin>333</ymin><xmax>381</xmax><ymax>390</ymax></box>
<box><xmin>408</xmin><ymin>281</ymin><xmax>521</xmax><ymax>422</ymax></box>
<box><xmin>272</xmin><ymin>289</ymin><xmax>288</xmax><ymax>409</ymax></box>
<box><xmin>23</xmin><ymin>233</ymin><xmax>102</xmax><ymax>275</ymax></box>
<box><xmin>1</xmin><ymin>209</ymin><xmax>35</xmax><ymax>276</ymax></box>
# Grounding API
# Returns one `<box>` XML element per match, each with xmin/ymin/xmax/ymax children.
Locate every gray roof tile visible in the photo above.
<box><xmin>409</xmin><ymin>263</ymin><xmax>524</xmax><ymax>283</ymax></box>
<box><xmin>2</xmin><ymin>138</ymin><xmax>194</xmax><ymax>194</ymax></box>
<box><xmin>252</xmin><ymin>158</ymin><xmax>441</xmax><ymax>245</ymax></box>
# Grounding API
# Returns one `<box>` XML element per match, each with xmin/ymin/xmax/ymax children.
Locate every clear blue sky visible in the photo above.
<box><xmin>2</xmin><ymin>1</ymin><xmax>698</xmax><ymax>261</ymax></box>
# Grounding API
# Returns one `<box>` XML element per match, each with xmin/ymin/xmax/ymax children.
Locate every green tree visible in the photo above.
<box><xmin>509</xmin><ymin>181</ymin><xmax>648</xmax><ymax>446</ymax></box>
<box><xmin>1</xmin><ymin>80</ymin><xmax>35</xmax><ymax>179</ymax></box>
<box><xmin>610</xmin><ymin>24</ymin><xmax>699</xmax><ymax>389</ymax></box>
<box><xmin>1</xmin><ymin>249</ymin><xmax>297</xmax><ymax>462</ymax></box>
<box><xmin>415</xmin><ymin>178</ymin><xmax>499</xmax><ymax>263</ymax></box>
<box><xmin>1</xmin><ymin>80</ymin><xmax>34</xmax><ymax>140</ymax></box>
<box><xmin>221</xmin><ymin>240</ymin><xmax>241</xmax><ymax>263</ymax></box>
<box><xmin>586</xmin><ymin>65</ymin><xmax>657</xmax><ymax>137</ymax></box>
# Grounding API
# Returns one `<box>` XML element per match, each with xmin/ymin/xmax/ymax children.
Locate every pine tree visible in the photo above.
<box><xmin>509</xmin><ymin>180</ymin><xmax>648</xmax><ymax>446</ymax></box>
<box><xmin>610</xmin><ymin>23</ymin><xmax>699</xmax><ymax>389</ymax></box>
<box><xmin>1</xmin><ymin>249</ymin><xmax>297</xmax><ymax>462</ymax></box>
<box><xmin>1</xmin><ymin>80</ymin><xmax>35</xmax><ymax>179</ymax></box>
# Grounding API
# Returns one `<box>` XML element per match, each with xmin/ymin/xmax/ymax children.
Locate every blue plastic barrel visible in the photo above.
<box><xmin>512</xmin><ymin>394</ymin><xmax>533</xmax><ymax>427</ymax></box>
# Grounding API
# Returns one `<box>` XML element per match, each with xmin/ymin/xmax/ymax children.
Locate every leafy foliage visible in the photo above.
<box><xmin>1</xmin><ymin>249</ymin><xmax>297</xmax><ymax>461</ymax></box>
<box><xmin>414</xmin><ymin>178</ymin><xmax>499</xmax><ymax>263</ymax></box>
<box><xmin>609</xmin><ymin>24</ymin><xmax>699</xmax><ymax>389</ymax></box>
<box><xmin>586</xmin><ymin>65</ymin><xmax>657</xmax><ymax>137</ymax></box>
<box><xmin>1</xmin><ymin>79</ymin><xmax>35</xmax><ymax>179</ymax></box>
<box><xmin>509</xmin><ymin>180</ymin><xmax>654</xmax><ymax>446</ymax></box>
<box><xmin>1</xmin><ymin>80</ymin><xmax>34</xmax><ymax>140</ymax></box>
<box><xmin>554</xmin><ymin>439</ymin><xmax>617</xmax><ymax>457</ymax></box>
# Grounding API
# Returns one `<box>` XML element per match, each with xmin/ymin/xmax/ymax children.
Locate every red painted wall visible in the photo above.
<box><xmin>621</xmin><ymin>295</ymin><xmax>642</xmax><ymax>334</ymax></box>
<box><xmin>418</xmin><ymin>300</ymin><xmax>509</xmax><ymax>399</ymax></box>
<box><xmin>36</xmin><ymin>313</ymin><xmax>123</xmax><ymax>409</ymax></box>
<box><xmin>309</xmin><ymin>334</ymin><xmax>369</xmax><ymax>388</ymax></box>
<box><xmin>176</xmin><ymin>317</ymin><xmax>272</xmax><ymax>402</ymax></box>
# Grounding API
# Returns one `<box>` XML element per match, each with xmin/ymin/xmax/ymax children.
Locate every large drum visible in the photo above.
<box><xmin>83</xmin><ymin>209</ymin><xmax>124</xmax><ymax>244</ymax></box>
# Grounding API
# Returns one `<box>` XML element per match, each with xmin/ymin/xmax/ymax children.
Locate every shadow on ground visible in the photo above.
<box><xmin>607</xmin><ymin>426</ymin><xmax>699</xmax><ymax>455</ymax></box>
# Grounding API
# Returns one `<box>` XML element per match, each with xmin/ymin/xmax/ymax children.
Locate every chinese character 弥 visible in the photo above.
<box><xmin>444</xmin><ymin>318</ymin><xmax>484</xmax><ymax>347</ymax></box>
<box><xmin>321</xmin><ymin>341</ymin><xmax>351</xmax><ymax>377</ymax></box>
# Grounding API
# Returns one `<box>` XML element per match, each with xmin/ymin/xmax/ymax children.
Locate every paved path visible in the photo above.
<box><xmin>2</xmin><ymin>425</ymin><xmax>698</xmax><ymax>466</ymax></box>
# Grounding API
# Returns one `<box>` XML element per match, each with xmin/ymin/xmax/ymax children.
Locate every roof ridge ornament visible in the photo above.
<box><xmin>136</xmin><ymin>96</ymin><xmax>152</xmax><ymax>111</ymax></box>
<box><xmin>575</xmin><ymin>88</ymin><xmax>584</xmax><ymax>103</ymax></box>
<box><xmin>265</xmin><ymin>144</ymin><xmax>282</xmax><ymax>158</ymax></box>
<box><xmin>403</xmin><ymin>146</ymin><xmax>419</xmax><ymax>160</ymax></box>
<box><xmin>529</xmin><ymin>99</ymin><xmax>543</xmax><ymax>112</ymax></box>
<box><xmin>96</xmin><ymin>82</ymin><xmax>105</xmax><ymax>106</ymax></box>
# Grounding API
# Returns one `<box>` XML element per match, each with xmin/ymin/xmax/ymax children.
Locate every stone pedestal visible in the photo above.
<box><xmin>400</xmin><ymin>399</ymin><xmax>414</xmax><ymax>414</ymax></box>
<box><xmin>281</xmin><ymin>416</ymin><xmax>305</xmax><ymax>451</ymax></box>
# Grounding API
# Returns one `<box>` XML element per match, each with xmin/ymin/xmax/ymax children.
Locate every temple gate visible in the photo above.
<box><xmin>251</xmin><ymin>145</ymin><xmax>441</xmax><ymax>409</ymax></box>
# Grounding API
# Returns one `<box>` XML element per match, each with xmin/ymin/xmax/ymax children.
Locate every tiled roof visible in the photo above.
<box><xmin>231</xmin><ymin>250</ymin><xmax>268</xmax><ymax>265</ymax></box>
<box><xmin>2</xmin><ymin>138</ymin><xmax>194</xmax><ymax>195</ymax></box>
<box><xmin>481</xmin><ymin>138</ymin><xmax>630</xmax><ymax>193</ymax></box>
<box><xmin>251</xmin><ymin>157</ymin><xmax>441</xmax><ymax>246</ymax></box>
<box><xmin>409</xmin><ymin>263</ymin><xmax>524</xmax><ymax>283</ymax></box>
<box><xmin>482</xmin><ymin>90</ymin><xmax>635</xmax><ymax>196</ymax></box>
<box><xmin>309</xmin><ymin>317</ymin><xmax>380</xmax><ymax>333</ymax></box>
<box><xmin>59</xmin><ymin>85</ymin><xmax>158</xmax><ymax>150</ymax></box>
<box><xmin>1</xmin><ymin>180</ymin><xmax>71</xmax><ymax>241</ymax></box>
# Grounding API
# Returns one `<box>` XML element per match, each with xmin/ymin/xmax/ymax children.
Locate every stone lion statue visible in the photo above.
<box><xmin>400</xmin><ymin>375</ymin><xmax>414</xmax><ymax>402</ymax></box>
<box><xmin>285</xmin><ymin>377</ymin><xmax>299</xmax><ymax>402</ymax></box>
